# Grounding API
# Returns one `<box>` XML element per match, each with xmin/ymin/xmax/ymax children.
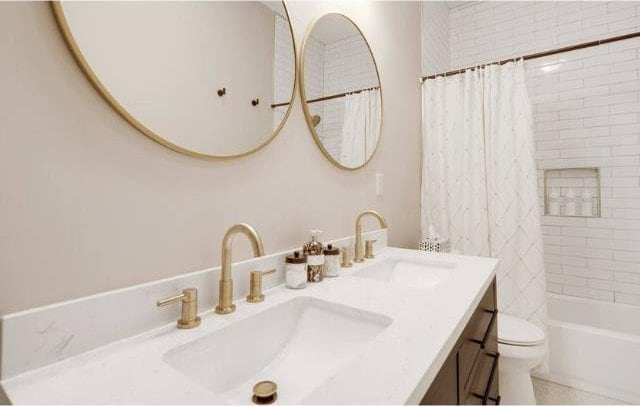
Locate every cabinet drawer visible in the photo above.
<box><xmin>458</xmin><ymin>285</ymin><xmax>497</xmax><ymax>397</ymax></box>
<box><xmin>464</xmin><ymin>351</ymin><xmax>500</xmax><ymax>405</ymax></box>
<box><xmin>420</xmin><ymin>350</ymin><xmax>458</xmax><ymax>405</ymax></box>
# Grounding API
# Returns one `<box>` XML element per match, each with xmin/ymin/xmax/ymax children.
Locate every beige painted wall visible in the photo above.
<box><xmin>0</xmin><ymin>1</ymin><xmax>422</xmax><ymax>315</ymax></box>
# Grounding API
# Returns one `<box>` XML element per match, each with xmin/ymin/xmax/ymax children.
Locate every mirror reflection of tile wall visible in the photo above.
<box><xmin>303</xmin><ymin>34</ymin><xmax>378</xmax><ymax>159</ymax></box>
<box><xmin>273</xmin><ymin>14</ymin><xmax>296</xmax><ymax>128</ymax></box>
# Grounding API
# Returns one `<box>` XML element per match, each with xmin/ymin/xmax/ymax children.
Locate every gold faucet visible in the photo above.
<box><xmin>354</xmin><ymin>210</ymin><xmax>388</xmax><ymax>263</ymax></box>
<box><xmin>157</xmin><ymin>288</ymin><xmax>201</xmax><ymax>329</ymax></box>
<box><xmin>246</xmin><ymin>269</ymin><xmax>276</xmax><ymax>303</ymax></box>
<box><xmin>365</xmin><ymin>239</ymin><xmax>377</xmax><ymax>259</ymax></box>
<box><xmin>216</xmin><ymin>223</ymin><xmax>265</xmax><ymax>315</ymax></box>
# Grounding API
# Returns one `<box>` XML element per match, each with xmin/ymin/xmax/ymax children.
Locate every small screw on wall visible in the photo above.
<box><xmin>251</xmin><ymin>98</ymin><xmax>260</xmax><ymax>106</ymax></box>
<box><xmin>217</xmin><ymin>87</ymin><xmax>226</xmax><ymax>97</ymax></box>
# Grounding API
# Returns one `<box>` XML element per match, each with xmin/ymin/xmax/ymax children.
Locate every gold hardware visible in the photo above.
<box><xmin>340</xmin><ymin>247</ymin><xmax>353</xmax><ymax>268</ymax></box>
<box><xmin>247</xmin><ymin>269</ymin><xmax>276</xmax><ymax>303</ymax></box>
<box><xmin>365</xmin><ymin>239</ymin><xmax>377</xmax><ymax>259</ymax></box>
<box><xmin>354</xmin><ymin>210</ymin><xmax>388</xmax><ymax>263</ymax></box>
<box><xmin>50</xmin><ymin>2</ymin><xmax>298</xmax><ymax>160</ymax></box>
<box><xmin>311</xmin><ymin>114</ymin><xmax>321</xmax><ymax>128</ymax></box>
<box><xmin>156</xmin><ymin>288</ymin><xmax>201</xmax><ymax>329</ymax></box>
<box><xmin>252</xmin><ymin>380</ymin><xmax>277</xmax><ymax>404</ymax></box>
<box><xmin>216</xmin><ymin>223</ymin><xmax>265</xmax><ymax>315</ymax></box>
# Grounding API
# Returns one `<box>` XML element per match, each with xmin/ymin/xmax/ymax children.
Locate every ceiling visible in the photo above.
<box><xmin>260</xmin><ymin>1</ymin><xmax>286</xmax><ymax>18</ymax></box>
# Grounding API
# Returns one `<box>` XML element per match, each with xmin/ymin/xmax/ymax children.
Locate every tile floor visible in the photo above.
<box><xmin>532</xmin><ymin>378</ymin><xmax>628</xmax><ymax>405</ymax></box>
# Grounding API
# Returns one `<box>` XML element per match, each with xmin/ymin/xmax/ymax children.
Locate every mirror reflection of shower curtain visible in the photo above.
<box><xmin>340</xmin><ymin>89</ymin><xmax>381</xmax><ymax>167</ymax></box>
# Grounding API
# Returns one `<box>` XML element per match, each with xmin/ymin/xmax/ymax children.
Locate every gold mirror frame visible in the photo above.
<box><xmin>299</xmin><ymin>13</ymin><xmax>383</xmax><ymax>171</ymax></box>
<box><xmin>51</xmin><ymin>1</ymin><xmax>297</xmax><ymax>159</ymax></box>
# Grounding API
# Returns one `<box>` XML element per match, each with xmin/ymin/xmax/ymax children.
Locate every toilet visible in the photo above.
<box><xmin>498</xmin><ymin>313</ymin><xmax>546</xmax><ymax>405</ymax></box>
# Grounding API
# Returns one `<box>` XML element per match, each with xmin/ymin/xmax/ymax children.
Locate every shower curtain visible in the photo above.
<box><xmin>422</xmin><ymin>61</ymin><xmax>547</xmax><ymax>327</ymax></box>
<box><xmin>340</xmin><ymin>89</ymin><xmax>381</xmax><ymax>167</ymax></box>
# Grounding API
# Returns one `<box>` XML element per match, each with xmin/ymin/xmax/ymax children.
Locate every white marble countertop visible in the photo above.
<box><xmin>1</xmin><ymin>246</ymin><xmax>497</xmax><ymax>404</ymax></box>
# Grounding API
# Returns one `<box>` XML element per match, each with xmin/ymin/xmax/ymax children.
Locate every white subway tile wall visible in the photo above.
<box><xmin>421</xmin><ymin>2</ymin><xmax>450</xmax><ymax>76</ymax></box>
<box><xmin>441</xmin><ymin>2</ymin><xmax>640</xmax><ymax>305</ymax></box>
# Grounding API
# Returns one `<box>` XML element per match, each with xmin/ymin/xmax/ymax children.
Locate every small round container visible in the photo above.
<box><xmin>323</xmin><ymin>244</ymin><xmax>340</xmax><ymax>277</ymax></box>
<box><xmin>285</xmin><ymin>251</ymin><xmax>307</xmax><ymax>289</ymax></box>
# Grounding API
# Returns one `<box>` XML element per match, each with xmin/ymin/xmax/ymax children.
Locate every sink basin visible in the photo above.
<box><xmin>163</xmin><ymin>297</ymin><xmax>392</xmax><ymax>404</ymax></box>
<box><xmin>353</xmin><ymin>256</ymin><xmax>455</xmax><ymax>289</ymax></box>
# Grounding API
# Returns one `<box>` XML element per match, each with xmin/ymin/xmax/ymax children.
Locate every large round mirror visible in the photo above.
<box><xmin>52</xmin><ymin>1</ymin><xmax>296</xmax><ymax>158</ymax></box>
<box><xmin>300</xmin><ymin>13</ymin><xmax>382</xmax><ymax>170</ymax></box>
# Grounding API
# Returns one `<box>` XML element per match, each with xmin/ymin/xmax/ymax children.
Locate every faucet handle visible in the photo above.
<box><xmin>340</xmin><ymin>247</ymin><xmax>353</xmax><ymax>268</ymax></box>
<box><xmin>246</xmin><ymin>269</ymin><xmax>276</xmax><ymax>303</ymax></box>
<box><xmin>365</xmin><ymin>239</ymin><xmax>377</xmax><ymax>259</ymax></box>
<box><xmin>157</xmin><ymin>288</ymin><xmax>201</xmax><ymax>329</ymax></box>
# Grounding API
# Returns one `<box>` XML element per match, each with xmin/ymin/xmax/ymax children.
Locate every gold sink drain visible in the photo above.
<box><xmin>252</xmin><ymin>380</ymin><xmax>277</xmax><ymax>404</ymax></box>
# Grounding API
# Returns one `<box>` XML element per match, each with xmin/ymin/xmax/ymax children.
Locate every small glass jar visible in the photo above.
<box><xmin>285</xmin><ymin>251</ymin><xmax>307</xmax><ymax>289</ymax></box>
<box><xmin>323</xmin><ymin>244</ymin><xmax>340</xmax><ymax>277</ymax></box>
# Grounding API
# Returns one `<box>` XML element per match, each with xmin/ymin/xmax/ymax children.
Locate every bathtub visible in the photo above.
<box><xmin>533</xmin><ymin>293</ymin><xmax>640</xmax><ymax>404</ymax></box>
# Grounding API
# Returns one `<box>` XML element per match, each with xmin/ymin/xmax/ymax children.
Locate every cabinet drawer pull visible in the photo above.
<box><xmin>471</xmin><ymin>309</ymin><xmax>497</xmax><ymax>349</ymax></box>
<box><xmin>471</xmin><ymin>352</ymin><xmax>500</xmax><ymax>405</ymax></box>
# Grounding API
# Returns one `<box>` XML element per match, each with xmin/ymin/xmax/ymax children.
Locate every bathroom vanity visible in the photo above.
<box><xmin>421</xmin><ymin>279</ymin><xmax>499</xmax><ymax>405</ymax></box>
<box><xmin>0</xmin><ymin>231</ymin><xmax>498</xmax><ymax>404</ymax></box>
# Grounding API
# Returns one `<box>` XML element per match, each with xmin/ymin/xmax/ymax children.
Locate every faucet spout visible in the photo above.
<box><xmin>216</xmin><ymin>223</ymin><xmax>265</xmax><ymax>314</ymax></box>
<box><xmin>354</xmin><ymin>210</ymin><xmax>387</xmax><ymax>263</ymax></box>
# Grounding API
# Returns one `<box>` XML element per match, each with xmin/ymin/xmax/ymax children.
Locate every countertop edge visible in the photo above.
<box><xmin>406</xmin><ymin>263</ymin><xmax>498</xmax><ymax>404</ymax></box>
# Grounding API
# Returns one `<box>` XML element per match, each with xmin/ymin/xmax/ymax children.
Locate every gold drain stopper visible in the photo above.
<box><xmin>252</xmin><ymin>380</ymin><xmax>277</xmax><ymax>404</ymax></box>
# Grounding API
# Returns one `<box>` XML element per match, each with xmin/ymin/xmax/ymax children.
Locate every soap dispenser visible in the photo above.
<box><xmin>565</xmin><ymin>188</ymin><xmax>576</xmax><ymax>216</ymax></box>
<box><xmin>548</xmin><ymin>188</ymin><xmax>560</xmax><ymax>215</ymax></box>
<box><xmin>581</xmin><ymin>189</ymin><xmax>593</xmax><ymax>216</ymax></box>
<box><xmin>303</xmin><ymin>230</ymin><xmax>324</xmax><ymax>282</ymax></box>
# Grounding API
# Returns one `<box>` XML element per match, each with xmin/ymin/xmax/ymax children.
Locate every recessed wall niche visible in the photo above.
<box><xmin>543</xmin><ymin>167</ymin><xmax>601</xmax><ymax>218</ymax></box>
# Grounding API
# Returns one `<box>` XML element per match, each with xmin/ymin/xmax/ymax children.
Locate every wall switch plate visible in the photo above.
<box><xmin>376</xmin><ymin>173</ymin><xmax>384</xmax><ymax>196</ymax></box>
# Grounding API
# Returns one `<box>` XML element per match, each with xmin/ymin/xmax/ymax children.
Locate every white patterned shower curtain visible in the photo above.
<box><xmin>422</xmin><ymin>61</ymin><xmax>547</xmax><ymax>328</ymax></box>
<box><xmin>341</xmin><ymin>89</ymin><xmax>381</xmax><ymax>167</ymax></box>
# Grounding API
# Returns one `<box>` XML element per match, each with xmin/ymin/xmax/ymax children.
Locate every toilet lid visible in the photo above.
<box><xmin>498</xmin><ymin>314</ymin><xmax>545</xmax><ymax>346</ymax></box>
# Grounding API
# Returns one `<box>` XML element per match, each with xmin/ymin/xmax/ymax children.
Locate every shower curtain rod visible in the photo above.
<box><xmin>271</xmin><ymin>86</ymin><xmax>380</xmax><ymax>108</ymax></box>
<box><xmin>421</xmin><ymin>31</ymin><xmax>640</xmax><ymax>82</ymax></box>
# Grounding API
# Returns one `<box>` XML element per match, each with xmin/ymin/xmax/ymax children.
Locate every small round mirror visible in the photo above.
<box><xmin>300</xmin><ymin>13</ymin><xmax>382</xmax><ymax>170</ymax></box>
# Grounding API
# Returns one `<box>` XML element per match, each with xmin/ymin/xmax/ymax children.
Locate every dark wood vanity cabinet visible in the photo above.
<box><xmin>421</xmin><ymin>278</ymin><xmax>499</xmax><ymax>405</ymax></box>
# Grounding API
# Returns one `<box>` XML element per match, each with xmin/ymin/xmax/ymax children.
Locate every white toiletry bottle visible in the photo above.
<box><xmin>565</xmin><ymin>188</ymin><xmax>576</xmax><ymax>216</ymax></box>
<box><xmin>581</xmin><ymin>189</ymin><xmax>593</xmax><ymax>217</ymax></box>
<box><xmin>548</xmin><ymin>188</ymin><xmax>560</xmax><ymax>215</ymax></box>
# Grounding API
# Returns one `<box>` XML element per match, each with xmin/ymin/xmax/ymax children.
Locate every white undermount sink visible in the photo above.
<box><xmin>163</xmin><ymin>296</ymin><xmax>392</xmax><ymax>404</ymax></box>
<box><xmin>353</xmin><ymin>256</ymin><xmax>455</xmax><ymax>289</ymax></box>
